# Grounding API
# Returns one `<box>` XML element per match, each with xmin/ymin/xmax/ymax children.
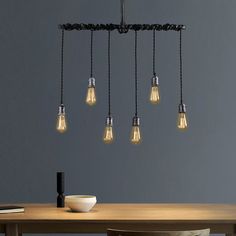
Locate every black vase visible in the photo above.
<box><xmin>57</xmin><ymin>172</ymin><xmax>65</xmax><ymax>208</ymax></box>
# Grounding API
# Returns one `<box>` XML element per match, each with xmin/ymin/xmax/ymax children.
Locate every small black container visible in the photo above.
<box><xmin>57</xmin><ymin>172</ymin><xmax>65</xmax><ymax>207</ymax></box>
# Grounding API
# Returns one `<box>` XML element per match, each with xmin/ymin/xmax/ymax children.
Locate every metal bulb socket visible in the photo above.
<box><xmin>151</xmin><ymin>75</ymin><xmax>159</xmax><ymax>87</ymax></box>
<box><xmin>178</xmin><ymin>103</ymin><xmax>186</xmax><ymax>113</ymax></box>
<box><xmin>58</xmin><ymin>105</ymin><xmax>65</xmax><ymax>115</ymax></box>
<box><xmin>105</xmin><ymin>116</ymin><xmax>113</xmax><ymax>127</ymax></box>
<box><xmin>132</xmin><ymin>116</ymin><xmax>140</xmax><ymax>126</ymax></box>
<box><xmin>88</xmin><ymin>77</ymin><xmax>95</xmax><ymax>88</ymax></box>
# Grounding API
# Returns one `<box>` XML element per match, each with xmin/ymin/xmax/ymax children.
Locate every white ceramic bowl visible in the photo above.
<box><xmin>65</xmin><ymin>195</ymin><xmax>97</xmax><ymax>212</ymax></box>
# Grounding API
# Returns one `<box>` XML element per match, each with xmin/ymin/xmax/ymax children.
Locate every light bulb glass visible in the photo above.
<box><xmin>103</xmin><ymin>126</ymin><xmax>114</xmax><ymax>144</ymax></box>
<box><xmin>177</xmin><ymin>112</ymin><xmax>188</xmax><ymax>130</ymax></box>
<box><xmin>86</xmin><ymin>87</ymin><xmax>96</xmax><ymax>106</ymax></box>
<box><xmin>130</xmin><ymin>125</ymin><xmax>141</xmax><ymax>144</ymax></box>
<box><xmin>149</xmin><ymin>85</ymin><xmax>160</xmax><ymax>104</ymax></box>
<box><xmin>56</xmin><ymin>113</ymin><xmax>67</xmax><ymax>133</ymax></box>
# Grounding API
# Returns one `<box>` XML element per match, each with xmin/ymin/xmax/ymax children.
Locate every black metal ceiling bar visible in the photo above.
<box><xmin>59</xmin><ymin>23</ymin><xmax>186</xmax><ymax>32</ymax></box>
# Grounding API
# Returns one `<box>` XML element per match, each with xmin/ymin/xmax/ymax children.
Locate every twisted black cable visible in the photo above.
<box><xmin>60</xmin><ymin>29</ymin><xmax>64</xmax><ymax>105</ymax></box>
<box><xmin>135</xmin><ymin>30</ymin><xmax>138</xmax><ymax>117</ymax></box>
<box><xmin>60</xmin><ymin>23</ymin><xmax>185</xmax><ymax>32</ymax></box>
<box><xmin>179</xmin><ymin>29</ymin><xmax>183</xmax><ymax>104</ymax></box>
<box><xmin>108</xmin><ymin>30</ymin><xmax>111</xmax><ymax>116</ymax></box>
<box><xmin>90</xmin><ymin>30</ymin><xmax>93</xmax><ymax>77</ymax></box>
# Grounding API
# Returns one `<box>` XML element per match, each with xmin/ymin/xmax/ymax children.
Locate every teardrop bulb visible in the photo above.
<box><xmin>103</xmin><ymin>126</ymin><xmax>114</xmax><ymax>144</ymax></box>
<box><xmin>149</xmin><ymin>85</ymin><xmax>160</xmax><ymax>104</ymax></box>
<box><xmin>177</xmin><ymin>112</ymin><xmax>188</xmax><ymax>130</ymax></box>
<box><xmin>56</xmin><ymin>113</ymin><xmax>67</xmax><ymax>133</ymax></box>
<box><xmin>130</xmin><ymin>125</ymin><xmax>141</xmax><ymax>144</ymax></box>
<box><xmin>86</xmin><ymin>87</ymin><xmax>96</xmax><ymax>106</ymax></box>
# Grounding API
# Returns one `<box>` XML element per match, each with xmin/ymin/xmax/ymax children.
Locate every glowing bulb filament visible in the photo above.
<box><xmin>130</xmin><ymin>125</ymin><xmax>141</xmax><ymax>144</ymax></box>
<box><xmin>150</xmin><ymin>86</ymin><xmax>160</xmax><ymax>104</ymax></box>
<box><xmin>150</xmin><ymin>75</ymin><xmax>160</xmax><ymax>105</ymax></box>
<box><xmin>177</xmin><ymin>112</ymin><xmax>188</xmax><ymax>130</ymax></box>
<box><xmin>86</xmin><ymin>77</ymin><xmax>96</xmax><ymax>106</ymax></box>
<box><xmin>56</xmin><ymin>113</ymin><xmax>67</xmax><ymax>133</ymax></box>
<box><xmin>86</xmin><ymin>87</ymin><xmax>96</xmax><ymax>106</ymax></box>
<box><xmin>103</xmin><ymin>126</ymin><xmax>114</xmax><ymax>144</ymax></box>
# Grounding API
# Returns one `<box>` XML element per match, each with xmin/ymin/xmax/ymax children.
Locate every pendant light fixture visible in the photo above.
<box><xmin>56</xmin><ymin>29</ymin><xmax>67</xmax><ymax>133</ymax></box>
<box><xmin>130</xmin><ymin>31</ymin><xmax>141</xmax><ymax>145</ymax></box>
<box><xmin>57</xmin><ymin>0</ymin><xmax>188</xmax><ymax>141</ymax></box>
<box><xmin>177</xmin><ymin>29</ymin><xmax>188</xmax><ymax>130</ymax></box>
<box><xmin>149</xmin><ymin>29</ymin><xmax>160</xmax><ymax>104</ymax></box>
<box><xmin>86</xmin><ymin>30</ymin><xmax>97</xmax><ymax>106</ymax></box>
<box><xmin>103</xmin><ymin>31</ymin><xmax>114</xmax><ymax>144</ymax></box>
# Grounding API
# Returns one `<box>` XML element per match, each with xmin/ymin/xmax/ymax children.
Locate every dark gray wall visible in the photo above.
<box><xmin>0</xmin><ymin>0</ymin><xmax>236</xmax><ymax>208</ymax></box>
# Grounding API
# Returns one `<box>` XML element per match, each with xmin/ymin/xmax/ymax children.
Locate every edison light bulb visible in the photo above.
<box><xmin>149</xmin><ymin>75</ymin><xmax>160</xmax><ymax>104</ymax></box>
<box><xmin>103</xmin><ymin>116</ymin><xmax>114</xmax><ymax>144</ymax></box>
<box><xmin>56</xmin><ymin>105</ymin><xmax>67</xmax><ymax>133</ymax></box>
<box><xmin>177</xmin><ymin>104</ymin><xmax>188</xmax><ymax>130</ymax></box>
<box><xmin>86</xmin><ymin>77</ymin><xmax>96</xmax><ymax>106</ymax></box>
<box><xmin>130</xmin><ymin>117</ymin><xmax>141</xmax><ymax>144</ymax></box>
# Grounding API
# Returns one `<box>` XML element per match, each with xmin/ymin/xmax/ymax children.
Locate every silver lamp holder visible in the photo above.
<box><xmin>178</xmin><ymin>103</ymin><xmax>186</xmax><ymax>113</ymax></box>
<box><xmin>132</xmin><ymin>116</ymin><xmax>140</xmax><ymax>126</ymax></box>
<box><xmin>88</xmin><ymin>77</ymin><xmax>95</xmax><ymax>88</ymax></box>
<box><xmin>151</xmin><ymin>75</ymin><xmax>159</xmax><ymax>86</ymax></box>
<box><xmin>105</xmin><ymin>116</ymin><xmax>113</xmax><ymax>126</ymax></box>
<box><xmin>58</xmin><ymin>105</ymin><xmax>65</xmax><ymax>115</ymax></box>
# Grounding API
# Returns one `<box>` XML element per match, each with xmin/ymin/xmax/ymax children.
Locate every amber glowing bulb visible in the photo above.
<box><xmin>149</xmin><ymin>75</ymin><xmax>160</xmax><ymax>104</ymax></box>
<box><xmin>130</xmin><ymin>116</ymin><xmax>141</xmax><ymax>144</ymax></box>
<box><xmin>56</xmin><ymin>105</ymin><xmax>67</xmax><ymax>133</ymax></box>
<box><xmin>177</xmin><ymin>104</ymin><xmax>188</xmax><ymax>130</ymax></box>
<box><xmin>86</xmin><ymin>77</ymin><xmax>96</xmax><ymax>106</ymax></box>
<box><xmin>103</xmin><ymin>116</ymin><xmax>114</xmax><ymax>144</ymax></box>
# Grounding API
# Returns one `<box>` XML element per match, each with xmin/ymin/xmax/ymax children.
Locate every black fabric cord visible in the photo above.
<box><xmin>108</xmin><ymin>30</ymin><xmax>111</xmax><ymax>116</ymax></box>
<box><xmin>90</xmin><ymin>30</ymin><xmax>93</xmax><ymax>78</ymax></box>
<box><xmin>179</xmin><ymin>29</ymin><xmax>183</xmax><ymax>104</ymax></box>
<box><xmin>135</xmin><ymin>30</ymin><xmax>138</xmax><ymax>116</ymax></box>
<box><xmin>153</xmin><ymin>29</ymin><xmax>156</xmax><ymax>76</ymax></box>
<box><xmin>60</xmin><ymin>29</ymin><xmax>64</xmax><ymax>105</ymax></box>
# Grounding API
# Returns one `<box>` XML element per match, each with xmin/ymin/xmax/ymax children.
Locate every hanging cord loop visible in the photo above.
<box><xmin>179</xmin><ymin>29</ymin><xmax>183</xmax><ymax>104</ymax></box>
<box><xmin>134</xmin><ymin>30</ymin><xmax>138</xmax><ymax>117</ymax></box>
<box><xmin>153</xmin><ymin>29</ymin><xmax>156</xmax><ymax>76</ymax></box>
<box><xmin>119</xmin><ymin>0</ymin><xmax>129</xmax><ymax>33</ymax></box>
<box><xmin>108</xmin><ymin>30</ymin><xmax>111</xmax><ymax>116</ymax></box>
<box><xmin>120</xmin><ymin>0</ymin><xmax>126</xmax><ymax>26</ymax></box>
<box><xmin>90</xmin><ymin>30</ymin><xmax>94</xmax><ymax>78</ymax></box>
<box><xmin>60</xmin><ymin>29</ymin><xmax>65</xmax><ymax>105</ymax></box>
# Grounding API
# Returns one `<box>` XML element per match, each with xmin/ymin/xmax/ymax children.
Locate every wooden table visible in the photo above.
<box><xmin>1</xmin><ymin>204</ymin><xmax>236</xmax><ymax>236</ymax></box>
